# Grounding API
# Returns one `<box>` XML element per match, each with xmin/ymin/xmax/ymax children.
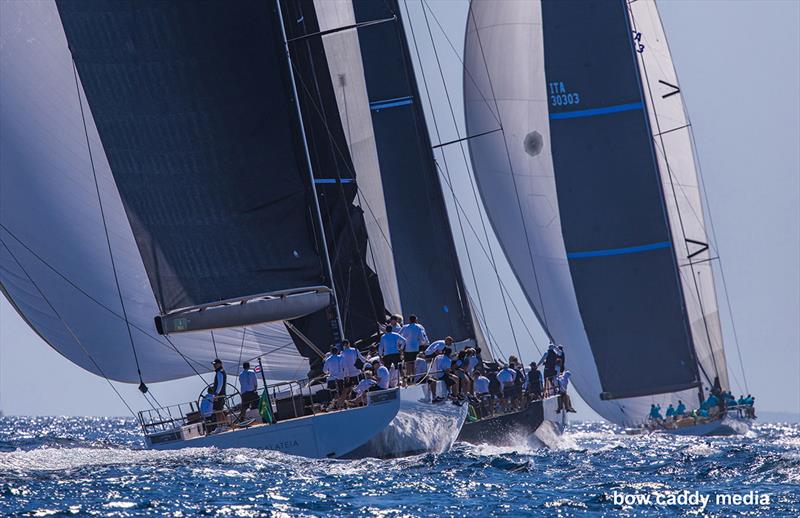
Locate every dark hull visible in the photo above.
<box><xmin>458</xmin><ymin>397</ymin><xmax>562</xmax><ymax>445</ymax></box>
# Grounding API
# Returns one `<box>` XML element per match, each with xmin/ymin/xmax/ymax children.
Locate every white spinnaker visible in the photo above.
<box><xmin>463</xmin><ymin>0</ymin><xmax>701</xmax><ymax>426</ymax></box>
<box><xmin>0</xmin><ymin>1</ymin><xmax>308</xmax><ymax>384</ymax></box>
<box><xmin>314</xmin><ymin>0</ymin><xmax>403</xmax><ymax>316</ymax></box>
<box><xmin>627</xmin><ymin>0</ymin><xmax>729</xmax><ymax>391</ymax></box>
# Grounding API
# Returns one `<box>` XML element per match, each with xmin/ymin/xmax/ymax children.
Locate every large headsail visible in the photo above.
<box><xmin>464</xmin><ymin>0</ymin><xmax>726</xmax><ymax>425</ymax></box>
<box><xmin>351</xmin><ymin>0</ymin><xmax>475</xmax><ymax>343</ymax></box>
<box><xmin>0</xmin><ymin>1</ymin><xmax>308</xmax><ymax>383</ymax></box>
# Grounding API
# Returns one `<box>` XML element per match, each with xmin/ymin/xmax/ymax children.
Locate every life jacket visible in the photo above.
<box><xmin>213</xmin><ymin>368</ymin><xmax>227</xmax><ymax>396</ymax></box>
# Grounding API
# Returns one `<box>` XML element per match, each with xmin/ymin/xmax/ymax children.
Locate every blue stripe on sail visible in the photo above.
<box><xmin>567</xmin><ymin>241</ymin><xmax>671</xmax><ymax>259</ymax></box>
<box><xmin>314</xmin><ymin>178</ymin><xmax>356</xmax><ymax>184</ymax></box>
<box><xmin>550</xmin><ymin>102</ymin><xmax>643</xmax><ymax>120</ymax></box>
<box><xmin>369</xmin><ymin>96</ymin><xmax>413</xmax><ymax>111</ymax></box>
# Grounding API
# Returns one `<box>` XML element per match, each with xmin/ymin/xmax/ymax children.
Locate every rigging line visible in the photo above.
<box><xmin>289</xmin><ymin>21</ymin><xmax>467</xmax><ymax>336</ymax></box>
<box><xmin>293</xmin><ymin>7</ymin><xmax>382</xmax><ymax>328</ymax></box>
<box><xmin>280</xmin><ymin>7</ymin><xmax>463</xmax><ymax>336</ymax></box>
<box><xmin>71</xmin><ymin>59</ymin><xmax>146</xmax><ymax>386</ymax></box>
<box><xmin>402</xmin><ymin>0</ymin><xmax>494</xmax><ymax>353</ymax></box>
<box><xmin>417</xmin><ymin>0</ymin><xmax>526</xmax><ymax>363</ymax></box>
<box><xmin>287</xmin><ymin>15</ymin><xmax>397</xmax><ymax>43</ymax></box>
<box><xmin>467</xmin><ymin>4</ymin><xmax>553</xmax><ymax>334</ymax></box>
<box><xmin>432</xmin><ymin>128</ymin><xmax>502</xmax><ymax>149</ymax></box>
<box><xmin>418</xmin><ymin>0</ymin><xmax>502</xmax><ymax>129</ymax></box>
<box><xmin>464</xmin><ymin>290</ymin><xmax>505</xmax><ymax>362</ymax></box>
<box><xmin>288</xmin><ymin>79</ymin><xmax>427</xmax><ymax>322</ymax></box>
<box><xmin>434</xmin><ymin>161</ymin><xmax>545</xmax><ymax>358</ymax></box>
<box><xmin>339</xmin><ymin>74</ymin><xmax>385</xmax><ymax>308</ymax></box>
<box><xmin>234</xmin><ymin>326</ymin><xmax>247</xmax><ymax>391</ymax></box>
<box><xmin>0</xmin><ymin>224</ymin><xmax>204</xmax><ymax>365</ymax></box>
<box><xmin>162</xmin><ymin>334</ymin><xmax>209</xmax><ymax>384</ymax></box>
<box><xmin>288</xmin><ymin>56</ymin><xmax>382</xmax><ymax>328</ymax></box>
<box><xmin>210</xmin><ymin>329</ymin><xmax>219</xmax><ymax>359</ymax></box>
<box><xmin>627</xmin><ymin>7</ymin><xmax>721</xmax><ymax>381</ymax></box>
<box><xmin>651</xmin><ymin>138</ymin><xmax>715</xmax><ymax>250</ymax></box>
<box><xmin>391</xmin><ymin>6</ymin><xmax>473</xmax><ymax>335</ymax></box>
<box><xmin>679</xmin><ymin>78</ymin><xmax>749</xmax><ymax>392</ymax></box>
<box><xmin>1</xmin><ymin>238</ymin><xmax>137</xmax><ymax>418</ymax></box>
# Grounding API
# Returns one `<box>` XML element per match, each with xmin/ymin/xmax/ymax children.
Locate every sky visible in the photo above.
<box><xmin>1</xmin><ymin>0</ymin><xmax>798</xmax><ymax>420</ymax></box>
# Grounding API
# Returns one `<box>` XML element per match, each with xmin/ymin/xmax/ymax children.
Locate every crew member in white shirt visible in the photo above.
<box><xmin>496</xmin><ymin>364</ymin><xmax>517</xmax><ymax>399</ymax></box>
<box><xmin>473</xmin><ymin>371</ymin><xmax>490</xmax><ymax>397</ymax></box>
<box><xmin>323</xmin><ymin>346</ymin><xmax>345</xmax><ymax>407</ymax></box>
<box><xmin>373</xmin><ymin>359</ymin><xmax>391</xmax><ymax>390</ymax></box>
<box><xmin>200</xmin><ymin>387</ymin><xmax>216</xmax><ymax>433</ymax></box>
<box><xmin>424</xmin><ymin>336</ymin><xmax>453</xmax><ymax>358</ymax></box>
<box><xmin>340</xmin><ymin>340</ymin><xmax>368</xmax><ymax>390</ymax></box>
<box><xmin>378</xmin><ymin>325</ymin><xmax>407</xmax><ymax>370</ymax></box>
<box><xmin>400</xmin><ymin>315</ymin><xmax>428</xmax><ymax>375</ymax></box>
<box><xmin>429</xmin><ymin>347</ymin><xmax>457</xmax><ymax>400</ymax></box>
<box><xmin>237</xmin><ymin>362</ymin><xmax>259</xmax><ymax>421</ymax></box>
<box><xmin>348</xmin><ymin>370</ymin><xmax>378</xmax><ymax>407</ymax></box>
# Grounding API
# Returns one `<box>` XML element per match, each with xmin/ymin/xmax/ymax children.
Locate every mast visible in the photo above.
<box><xmin>276</xmin><ymin>0</ymin><xmax>344</xmax><ymax>342</ymax></box>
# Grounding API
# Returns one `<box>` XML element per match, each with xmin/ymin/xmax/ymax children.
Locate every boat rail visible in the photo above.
<box><xmin>138</xmin><ymin>377</ymin><xmax>335</xmax><ymax>436</ymax></box>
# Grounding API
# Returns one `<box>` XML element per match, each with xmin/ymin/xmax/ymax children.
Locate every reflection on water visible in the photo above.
<box><xmin>1</xmin><ymin>417</ymin><xmax>798</xmax><ymax>516</ymax></box>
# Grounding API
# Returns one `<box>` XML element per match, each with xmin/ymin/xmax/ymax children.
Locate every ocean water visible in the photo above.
<box><xmin>0</xmin><ymin>417</ymin><xmax>797</xmax><ymax>516</ymax></box>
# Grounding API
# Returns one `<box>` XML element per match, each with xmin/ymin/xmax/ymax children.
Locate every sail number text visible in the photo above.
<box><xmin>548</xmin><ymin>82</ymin><xmax>581</xmax><ymax>107</ymax></box>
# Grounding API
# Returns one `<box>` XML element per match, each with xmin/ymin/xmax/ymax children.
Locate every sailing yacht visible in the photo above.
<box><xmin>462</xmin><ymin>0</ymin><xmax>753</xmax><ymax>436</ymax></box>
<box><xmin>0</xmin><ymin>0</ymin><xmax>473</xmax><ymax>458</ymax></box>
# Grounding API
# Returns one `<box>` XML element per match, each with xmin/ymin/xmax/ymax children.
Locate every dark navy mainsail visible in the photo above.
<box><xmin>541</xmin><ymin>0</ymin><xmax>700</xmax><ymax>399</ymax></box>
<box><xmin>352</xmin><ymin>0</ymin><xmax>474</xmax><ymax>343</ymax></box>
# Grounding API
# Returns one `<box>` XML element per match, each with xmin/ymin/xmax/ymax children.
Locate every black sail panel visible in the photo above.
<box><xmin>542</xmin><ymin>0</ymin><xmax>700</xmax><ymax>399</ymax></box>
<box><xmin>57</xmin><ymin>1</ymin><xmax>326</xmax><ymax>315</ymax></box>
<box><xmin>352</xmin><ymin>0</ymin><xmax>473</xmax><ymax>343</ymax></box>
<box><xmin>280</xmin><ymin>0</ymin><xmax>387</xmax><ymax>370</ymax></box>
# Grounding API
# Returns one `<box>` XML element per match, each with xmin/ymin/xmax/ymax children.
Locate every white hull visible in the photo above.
<box><xmin>626</xmin><ymin>415</ymin><xmax>753</xmax><ymax>437</ymax></box>
<box><xmin>343</xmin><ymin>383</ymin><xmax>468</xmax><ymax>458</ymax></box>
<box><xmin>145</xmin><ymin>383</ymin><xmax>466</xmax><ymax>459</ymax></box>
<box><xmin>147</xmin><ymin>389</ymin><xmax>401</xmax><ymax>458</ymax></box>
<box><xmin>659</xmin><ymin>416</ymin><xmax>752</xmax><ymax>437</ymax></box>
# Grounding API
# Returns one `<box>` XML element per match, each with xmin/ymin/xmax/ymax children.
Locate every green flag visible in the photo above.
<box><xmin>258</xmin><ymin>389</ymin><xmax>274</xmax><ymax>424</ymax></box>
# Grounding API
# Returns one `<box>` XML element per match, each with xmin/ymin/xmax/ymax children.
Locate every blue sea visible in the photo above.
<box><xmin>0</xmin><ymin>417</ymin><xmax>797</xmax><ymax>516</ymax></box>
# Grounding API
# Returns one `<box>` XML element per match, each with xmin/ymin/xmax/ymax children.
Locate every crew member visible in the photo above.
<box><xmin>238</xmin><ymin>362</ymin><xmax>259</xmax><ymax>421</ymax></box>
<box><xmin>373</xmin><ymin>359</ymin><xmax>391</xmax><ymax>390</ymax></box>
<box><xmin>378</xmin><ymin>325</ymin><xmax>406</xmax><ymax>370</ymax></box>
<box><xmin>555</xmin><ymin>370</ymin><xmax>576</xmax><ymax>412</ymax></box>
<box><xmin>211</xmin><ymin>358</ymin><xmax>227</xmax><ymax>411</ymax></box>
<box><xmin>323</xmin><ymin>346</ymin><xmax>345</xmax><ymax>408</ymax></box>
<box><xmin>340</xmin><ymin>340</ymin><xmax>368</xmax><ymax>393</ymax></box>
<box><xmin>424</xmin><ymin>336</ymin><xmax>453</xmax><ymax>358</ymax></box>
